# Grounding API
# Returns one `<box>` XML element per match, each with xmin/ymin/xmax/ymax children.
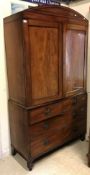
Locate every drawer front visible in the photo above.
<box><xmin>72</xmin><ymin>106</ymin><xmax>87</xmax><ymax>120</ymax></box>
<box><xmin>29</xmin><ymin>99</ymin><xmax>72</xmax><ymax>124</ymax></box>
<box><xmin>72</xmin><ymin>93</ymin><xmax>87</xmax><ymax>121</ymax></box>
<box><xmin>77</xmin><ymin>93</ymin><xmax>87</xmax><ymax>104</ymax></box>
<box><xmin>30</xmin><ymin>111</ymin><xmax>72</xmax><ymax>139</ymax></box>
<box><xmin>72</xmin><ymin>93</ymin><xmax>87</xmax><ymax>106</ymax></box>
<box><xmin>30</xmin><ymin>120</ymin><xmax>86</xmax><ymax>158</ymax></box>
<box><xmin>31</xmin><ymin>127</ymin><xmax>72</xmax><ymax>157</ymax></box>
<box><xmin>72</xmin><ymin>119</ymin><xmax>86</xmax><ymax>137</ymax></box>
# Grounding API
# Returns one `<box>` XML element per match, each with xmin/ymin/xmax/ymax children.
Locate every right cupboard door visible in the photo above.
<box><xmin>63</xmin><ymin>24</ymin><xmax>87</xmax><ymax>96</ymax></box>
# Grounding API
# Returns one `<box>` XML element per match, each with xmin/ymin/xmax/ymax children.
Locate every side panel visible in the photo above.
<box><xmin>4</xmin><ymin>18</ymin><xmax>26</xmax><ymax>105</ymax></box>
<box><xmin>9</xmin><ymin>101</ymin><xmax>29</xmax><ymax>159</ymax></box>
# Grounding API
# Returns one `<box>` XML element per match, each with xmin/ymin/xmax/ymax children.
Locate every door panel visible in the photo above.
<box><xmin>63</xmin><ymin>24</ymin><xmax>86</xmax><ymax>96</ymax></box>
<box><xmin>29</xmin><ymin>24</ymin><xmax>62</xmax><ymax>104</ymax></box>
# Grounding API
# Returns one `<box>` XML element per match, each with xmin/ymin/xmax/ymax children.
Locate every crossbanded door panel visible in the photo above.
<box><xmin>28</xmin><ymin>21</ymin><xmax>62</xmax><ymax>105</ymax></box>
<box><xmin>63</xmin><ymin>24</ymin><xmax>87</xmax><ymax>96</ymax></box>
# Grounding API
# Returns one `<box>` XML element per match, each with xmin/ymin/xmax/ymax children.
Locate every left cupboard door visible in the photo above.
<box><xmin>25</xmin><ymin>21</ymin><xmax>63</xmax><ymax>105</ymax></box>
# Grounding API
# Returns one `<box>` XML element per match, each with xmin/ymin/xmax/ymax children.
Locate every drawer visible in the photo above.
<box><xmin>72</xmin><ymin>119</ymin><xmax>86</xmax><ymax>137</ymax></box>
<box><xmin>30</xmin><ymin>111</ymin><xmax>72</xmax><ymax>139</ymax></box>
<box><xmin>72</xmin><ymin>106</ymin><xmax>87</xmax><ymax>119</ymax></box>
<box><xmin>30</xmin><ymin>120</ymin><xmax>86</xmax><ymax>158</ymax></box>
<box><xmin>76</xmin><ymin>105</ymin><xmax>87</xmax><ymax>113</ymax></box>
<box><xmin>29</xmin><ymin>99</ymin><xmax>72</xmax><ymax>124</ymax></box>
<box><xmin>77</xmin><ymin>94</ymin><xmax>87</xmax><ymax>104</ymax></box>
<box><xmin>72</xmin><ymin>94</ymin><xmax>87</xmax><ymax>106</ymax></box>
<box><xmin>31</xmin><ymin>127</ymin><xmax>72</xmax><ymax>157</ymax></box>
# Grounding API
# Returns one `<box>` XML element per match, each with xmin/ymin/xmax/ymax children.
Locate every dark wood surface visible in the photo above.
<box><xmin>9</xmin><ymin>101</ymin><xmax>28</xmax><ymax>159</ymax></box>
<box><xmin>4</xmin><ymin>5</ymin><xmax>88</xmax><ymax>170</ymax></box>
<box><xmin>29</xmin><ymin>24</ymin><xmax>60</xmax><ymax>104</ymax></box>
<box><xmin>29</xmin><ymin>99</ymin><xmax>72</xmax><ymax>124</ymax></box>
<box><xmin>63</xmin><ymin>24</ymin><xmax>87</xmax><ymax>96</ymax></box>
<box><xmin>4</xmin><ymin>19</ymin><xmax>26</xmax><ymax>105</ymax></box>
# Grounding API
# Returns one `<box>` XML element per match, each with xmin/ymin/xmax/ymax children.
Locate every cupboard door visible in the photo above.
<box><xmin>63</xmin><ymin>24</ymin><xmax>87</xmax><ymax>96</ymax></box>
<box><xmin>28</xmin><ymin>22</ymin><xmax>62</xmax><ymax>105</ymax></box>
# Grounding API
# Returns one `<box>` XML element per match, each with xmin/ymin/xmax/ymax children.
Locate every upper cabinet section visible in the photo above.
<box><xmin>4</xmin><ymin>5</ymin><xmax>88</xmax><ymax>107</ymax></box>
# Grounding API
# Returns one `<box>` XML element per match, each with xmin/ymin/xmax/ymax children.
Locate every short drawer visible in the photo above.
<box><xmin>77</xmin><ymin>94</ymin><xmax>87</xmax><ymax>104</ymax></box>
<box><xmin>31</xmin><ymin>127</ymin><xmax>72</xmax><ymax>157</ymax></box>
<box><xmin>72</xmin><ymin>119</ymin><xmax>86</xmax><ymax>137</ymax></box>
<box><xmin>30</xmin><ymin>111</ymin><xmax>72</xmax><ymax>139</ymax></box>
<box><xmin>29</xmin><ymin>99</ymin><xmax>72</xmax><ymax>124</ymax></box>
<box><xmin>72</xmin><ymin>94</ymin><xmax>87</xmax><ymax>106</ymax></box>
<box><xmin>72</xmin><ymin>106</ymin><xmax>87</xmax><ymax>120</ymax></box>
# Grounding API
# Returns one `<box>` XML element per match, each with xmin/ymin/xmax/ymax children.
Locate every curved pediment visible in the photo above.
<box><xmin>21</xmin><ymin>5</ymin><xmax>88</xmax><ymax>26</ymax></box>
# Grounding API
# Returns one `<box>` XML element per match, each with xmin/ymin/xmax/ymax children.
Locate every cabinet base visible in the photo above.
<box><xmin>11</xmin><ymin>146</ymin><xmax>17</xmax><ymax>156</ymax></box>
<box><xmin>80</xmin><ymin>134</ymin><xmax>85</xmax><ymax>141</ymax></box>
<box><xmin>27</xmin><ymin>159</ymin><xmax>33</xmax><ymax>171</ymax></box>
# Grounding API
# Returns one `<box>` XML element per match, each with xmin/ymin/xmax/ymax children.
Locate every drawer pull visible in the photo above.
<box><xmin>59</xmin><ymin>110</ymin><xmax>67</xmax><ymax>116</ymax></box>
<box><xmin>45</xmin><ymin>107</ymin><xmax>51</xmax><ymax>113</ymax></box>
<box><xmin>45</xmin><ymin>111</ymin><xmax>51</xmax><ymax>117</ymax></box>
<box><xmin>43</xmin><ymin>122</ymin><xmax>49</xmax><ymax>129</ymax></box>
<box><xmin>44</xmin><ymin>107</ymin><xmax>51</xmax><ymax>117</ymax></box>
<box><xmin>43</xmin><ymin>139</ymin><xmax>49</xmax><ymax>146</ymax></box>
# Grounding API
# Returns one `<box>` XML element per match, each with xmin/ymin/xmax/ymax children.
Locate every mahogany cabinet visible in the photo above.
<box><xmin>4</xmin><ymin>5</ymin><xmax>88</xmax><ymax>170</ymax></box>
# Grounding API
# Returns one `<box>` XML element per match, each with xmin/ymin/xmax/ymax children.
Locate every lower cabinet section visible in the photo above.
<box><xmin>9</xmin><ymin>93</ymin><xmax>87</xmax><ymax>170</ymax></box>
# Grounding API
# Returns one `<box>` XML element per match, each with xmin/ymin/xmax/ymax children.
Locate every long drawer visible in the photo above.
<box><xmin>30</xmin><ymin>111</ymin><xmax>72</xmax><ymax>139</ymax></box>
<box><xmin>30</xmin><ymin>119</ymin><xmax>86</xmax><ymax>158</ymax></box>
<box><xmin>29</xmin><ymin>99</ymin><xmax>72</xmax><ymax>124</ymax></box>
<box><xmin>30</xmin><ymin>127</ymin><xmax>72</xmax><ymax>157</ymax></box>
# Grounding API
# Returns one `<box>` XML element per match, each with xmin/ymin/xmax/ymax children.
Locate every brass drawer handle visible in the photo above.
<box><xmin>45</xmin><ymin>107</ymin><xmax>51</xmax><ymax>113</ymax></box>
<box><xmin>43</xmin><ymin>122</ymin><xmax>49</xmax><ymax>129</ymax></box>
<box><xmin>43</xmin><ymin>139</ymin><xmax>49</xmax><ymax>146</ymax></box>
<box><xmin>45</xmin><ymin>111</ymin><xmax>51</xmax><ymax>117</ymax></box>
<box><xmin>59</xmin><ymin>110</ymin><xmax>67</xmax><ymax>116</ymax></box>
<box><xmin>44</xmin><ymin>108</ymin><xmax>51</xmax><ymax>117</ymax></box>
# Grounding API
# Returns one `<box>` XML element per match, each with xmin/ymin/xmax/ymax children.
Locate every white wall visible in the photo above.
<box><xmin>69</xmin><ymin>0</ymin><xmax>90</xmax><ymax>139</ymax></box>
<box><xmin>0</xmin><ymin>1</ymin><xmax>11</xmax><ymax>158</ymax></box>
<box><xmin>0</xmin><ymin>0</ymin><xmax>37</xmax><ymax>158</ymax></box>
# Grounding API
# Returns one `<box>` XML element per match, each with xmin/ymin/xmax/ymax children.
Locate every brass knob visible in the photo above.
<box><xmin>45</xmin><ymin>107</ymin><xmax>51</xmax><ymax>117</ymax></box>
